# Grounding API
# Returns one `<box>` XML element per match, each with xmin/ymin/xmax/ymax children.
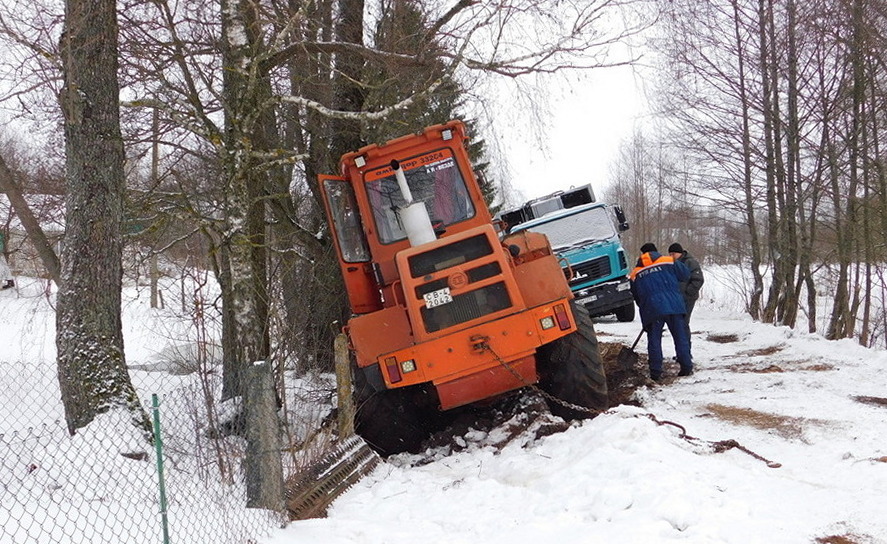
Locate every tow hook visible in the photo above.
<box><xmin>469</xmin><ymin>335</ymin><xmax>491</xmax><ymax>353</ymax></box>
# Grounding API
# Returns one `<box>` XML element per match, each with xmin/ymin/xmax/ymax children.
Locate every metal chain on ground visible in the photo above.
<box><xmin>642</xmin><ymin>413</ymin><xmax>782</xmax><ymax>468</ymax></box>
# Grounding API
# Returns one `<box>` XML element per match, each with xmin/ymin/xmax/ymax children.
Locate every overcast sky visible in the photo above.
<box><xmin>499</xmin><ymin>65</ymin><xmax>647</xmax><ymax>205</ymax></box>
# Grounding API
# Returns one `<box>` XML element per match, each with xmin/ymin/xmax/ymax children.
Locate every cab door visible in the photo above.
<box><xmin>318</xmin><ymin>175</ymin><xmax>382</xmax><ymax>314</ymax></box>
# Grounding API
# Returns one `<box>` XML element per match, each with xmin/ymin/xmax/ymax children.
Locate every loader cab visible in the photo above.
<box><xmin>320</xmin><ymin>121</ymin><xmax>494</xmax><ymax>315</ymax></box>
<box><xmin>363</xmin><ymin>149</ymin><xmax>476</xmax><ymax>244</ymax></box>
<box><xmin>317</xmin><ymin>121</ymin><xmax>601</xmax><ymax>441</ymax></box>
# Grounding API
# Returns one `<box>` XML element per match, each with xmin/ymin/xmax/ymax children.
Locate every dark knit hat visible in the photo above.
<box><xmin>640</xmin><ymin>242</ymin><xmax>657</xmax><ymax>253</ymax></box>
<box><xmin>668</xmin><ymin>243</ymin><xmax>684</xmax><ymax>253</ymax></box>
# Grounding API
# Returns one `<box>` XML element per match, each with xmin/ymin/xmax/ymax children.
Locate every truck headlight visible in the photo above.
<box><xmin>617</xmin><ymin>281</ymin><xmax>631</xmax><ymax>291</ymax></box>
<box><xmin>540</xmin><ymin>316</ymin><xmax>556</xmax><ymax>330</ymax></box>
<box><xmin>400</xmin><ymin>360</ymin><xmax>416</xmax><ymax>373</ymax></box>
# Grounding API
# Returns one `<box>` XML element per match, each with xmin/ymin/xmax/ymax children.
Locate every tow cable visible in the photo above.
<box><xmin>478</xmin><ymin>338</ymin><xmax>604</xmax><ymax>417</ymax></box>
<box><xmin>642</xmin><ymin>413</ymin><xmax>782</xmax><ymax>468</ymax></box>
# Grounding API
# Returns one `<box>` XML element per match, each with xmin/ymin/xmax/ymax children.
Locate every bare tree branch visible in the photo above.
<box><xmin>0</xmin><ymin>151</ymin><xmax>61</xmax><ymax>284</ymax></box>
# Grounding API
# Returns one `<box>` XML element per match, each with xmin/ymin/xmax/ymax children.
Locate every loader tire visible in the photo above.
<box><xmin>352</xmin><ymin>365</ymin><xmax>441</xmax><ymax>456</ymax></box>
<box><xmin>537</xmin><ymin>301</ymin><xmax>609</xmax><ymax>420</ymax></box>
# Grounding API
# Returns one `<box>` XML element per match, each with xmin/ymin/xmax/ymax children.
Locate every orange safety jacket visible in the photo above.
<box><xmin>629</xmin><ymin>251</ymin><xmax>689</xmax><ymax>326</ymax></box>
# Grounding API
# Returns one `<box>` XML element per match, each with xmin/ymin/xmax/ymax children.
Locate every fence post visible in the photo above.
<box><xmin>334</xmin><ymin>333</ymin><xmax>355</xmax><ymax>437</ymax></box>
<box><xmin>244</xmin><ymin>361</ymin><xmax>285</xmax><ymax>511</ymax></box>
<box><xmin>151</xmin><ymin>394</ymin><xmax>171</xmax><ymax>544</ymax></box>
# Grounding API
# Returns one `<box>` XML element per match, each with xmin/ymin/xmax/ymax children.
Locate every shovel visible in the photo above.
<box><xmin>617</xmin><ymin>329</ymin><xmax>645</xmax><ymax>369</ymax></box>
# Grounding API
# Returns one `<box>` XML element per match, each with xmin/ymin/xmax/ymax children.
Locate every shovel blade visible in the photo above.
<box><xmin>617</xmin><ymin>347</ymin><xmax>639</xmax><ymax>369</ymax></box>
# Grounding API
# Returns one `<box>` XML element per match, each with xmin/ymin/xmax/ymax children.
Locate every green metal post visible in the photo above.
<box><xmin>152</xmin><ymin>394</ymin><xmax>171</xmax><ymax>544</ymax></box>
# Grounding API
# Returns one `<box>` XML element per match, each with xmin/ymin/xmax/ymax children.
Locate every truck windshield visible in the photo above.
<box><xmin>365</xmin><ymin>149</ymin><xmax>476</xmax><ymax>244</ymax></box>
<box><xmin>522</xmin><ymin>207</ymin><xmax>617</xmax><ymax>250</ymax></box>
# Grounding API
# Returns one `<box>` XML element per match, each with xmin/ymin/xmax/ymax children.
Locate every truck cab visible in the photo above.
<box><xmin>505</xmin><ymin>187</ymin><xmax>635</xmax><ymax>322</ymax></box>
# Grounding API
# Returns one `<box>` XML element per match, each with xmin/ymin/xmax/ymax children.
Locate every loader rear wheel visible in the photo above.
<box><xmin>537</xmin><ymin>302</ymin><xmax>609</xmax><ymax>419</ymax></box>
<box><xmin>352</xmin><ymin>365</ymin><xmax>445</xmax><ymax>456</ymax></box>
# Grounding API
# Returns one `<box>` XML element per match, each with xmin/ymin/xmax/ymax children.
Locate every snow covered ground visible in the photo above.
<box><xmin>3</xmin><ymin>267</ymin><xmax>886</xmax><ymax>544</ymax></box>
<box><xmin>266</xmin><ymin>282</ymin><xmax>887</xmax><ymax>543</ymax></box>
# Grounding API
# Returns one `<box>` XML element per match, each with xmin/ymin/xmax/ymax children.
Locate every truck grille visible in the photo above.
<box><xmin>414</xmin><ymin>262</ymin><xmax>502</xmax><ymax>298</ymax></box>
<box><xmin>567</xmin><ymin>256</ymin><xmax>611</xmax><ymax>287</ymax></box>
<box><xmin>408</xmin><ymin>235</ymin><xmax>492</xmax><ymax>277</ymax></box>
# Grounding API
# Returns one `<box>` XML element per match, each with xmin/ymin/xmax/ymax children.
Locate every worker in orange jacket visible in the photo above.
<box><xmin>629</xmin><ymin>243</ymin><xmax>693</xmax><ymax>381</ymax></box>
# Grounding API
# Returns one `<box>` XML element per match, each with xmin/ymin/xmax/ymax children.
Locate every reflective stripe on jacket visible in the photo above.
<box><xmin>629</xmin><ymin>251</ymin><xmax>690</xmax><ymax>328</ymax></box>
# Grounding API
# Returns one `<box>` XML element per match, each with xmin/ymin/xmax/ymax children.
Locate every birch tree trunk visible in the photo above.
<box><xmin>827</xmin><ymin>0</ymin><xmax>865</xmax><ymax>340</ymax></box>
<box><xmin>219</xmin><ymin>0</ymin><xmax>271</xmax><ymax>401</ymax></box>
<box><xmin>731</xmin><ymin>0</ymin><xmax>764</xmax><ymax>318</ymax></box>
<box><xmin>220</xmin><ymin>0</ymin><xmax>281</xmax><ymax>510</ymax></box>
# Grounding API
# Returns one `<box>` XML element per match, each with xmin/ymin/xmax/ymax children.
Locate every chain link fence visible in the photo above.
<box><xmin>1</xmin><ymin>277</ymin><xmax>335</xmax><ymax>544</ymax></box>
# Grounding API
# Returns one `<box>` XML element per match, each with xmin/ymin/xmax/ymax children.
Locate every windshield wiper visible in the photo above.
<box><xmin>554</xmin><ymin>237</ymin><xmax>605</xmax><ymax>251</ymax></box>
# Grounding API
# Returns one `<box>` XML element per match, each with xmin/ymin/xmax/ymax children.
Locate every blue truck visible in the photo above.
<box><xmin>501</xmin><ymin>185</ymin><xmax>635</xmax><ymax>322</ymax></box>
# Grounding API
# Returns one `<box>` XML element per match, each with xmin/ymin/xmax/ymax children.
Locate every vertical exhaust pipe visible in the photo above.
<box><xmin>391</xmin><ymin>159</ymin><xmax>436</xmax><ymax>247</ymax></box>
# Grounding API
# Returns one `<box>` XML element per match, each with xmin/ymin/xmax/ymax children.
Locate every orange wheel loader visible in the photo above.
<box><xmin>318</xmin><ymin>120</ymin><xmax>607</xmax><ymax>455</ymax></box>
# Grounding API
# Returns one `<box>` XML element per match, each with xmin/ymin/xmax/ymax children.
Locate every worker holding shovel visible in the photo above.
<box><xmin>629</xmin><ymin>243</ymin><xmax>693</xmax><ymax>381</ymax></box>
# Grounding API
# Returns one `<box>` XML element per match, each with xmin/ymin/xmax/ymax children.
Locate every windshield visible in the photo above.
<box><xmin>365</xmin><ymin>148</ymin><xmax>475</xmax><ymax>244</ymax></box>
<box><xmin>521</xmin><ymin>207</ymin><xmax>617</xmax><ymax>250</ymax></box>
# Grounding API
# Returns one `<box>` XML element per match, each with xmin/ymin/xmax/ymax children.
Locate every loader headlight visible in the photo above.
<box><xmin>540</xmin><ymin>316</ymin><xmax>556</xmax><ymax>330</ymax></box>
<box><xmin>400</xmin><ymin>360</ymin><xmax>416</xmax><ymax>373</ymax></box>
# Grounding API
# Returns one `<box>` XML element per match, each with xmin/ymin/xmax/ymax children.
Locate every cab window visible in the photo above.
<box><xmin>365</xmin><ymin>149</ymin><xmax>476</xmax><ymax>244</ymax></box>
<box><xmin>323</xmin><ymin>178</ymin><xmax>371</xmax><ymax>262</ymax></box>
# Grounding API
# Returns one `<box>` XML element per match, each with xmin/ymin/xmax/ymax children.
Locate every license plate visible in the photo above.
<box><xmin>423</xmin><ymin>287</ymin><xmax>453</xmax><ymax>308</ymax></box>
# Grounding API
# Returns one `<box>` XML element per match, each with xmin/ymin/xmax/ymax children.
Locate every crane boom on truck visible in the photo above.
<box><xmin>318</xmin><ymin>121</ymin><xmax>608</xmax><ymax>455</ymax></box>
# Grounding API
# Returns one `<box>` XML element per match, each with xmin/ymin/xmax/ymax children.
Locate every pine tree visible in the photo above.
<box><xmin>363</xmin><ymin>0</ymin><xmax>498</xmax><ymax>206</ymax></box>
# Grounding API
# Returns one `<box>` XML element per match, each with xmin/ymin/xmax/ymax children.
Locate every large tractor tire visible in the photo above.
<box><xmin>352</xmin><ymin>365</ymin><xmax>445</xmax><ymax>456</ymax></box>
<box><xmin>537</xmin><ymin>301</ymin><xmax>609</xmax><ymax>420</ymax></box>
<box><xmin>614</xmin><ymin>302</ymin><xmax>635</xmax><ymax>323</ymax></box>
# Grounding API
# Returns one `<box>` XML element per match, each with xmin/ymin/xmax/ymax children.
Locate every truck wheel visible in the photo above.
<box><xmin>614</xmin><ymin>302</ymin><xmax>635</xmax><ymax>322</ymax></box>
<box><xmin>537</xmin><ymin>302</ymin><xmax>609</xmax><ymax>419</ymax></box>
<box><xmin>352</xmin><ymin>366</ymin><xmax>441</xmax><ymax>456</ymax></box>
